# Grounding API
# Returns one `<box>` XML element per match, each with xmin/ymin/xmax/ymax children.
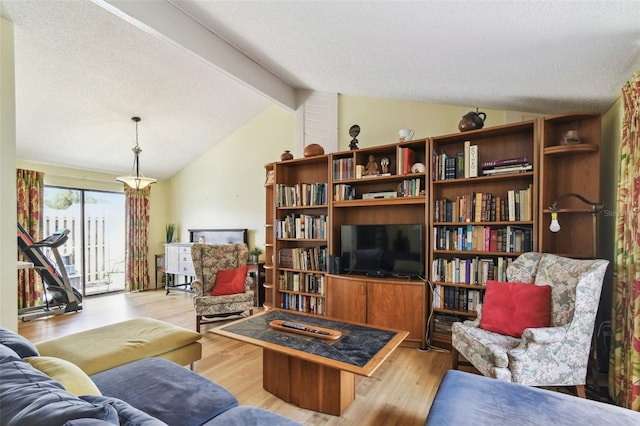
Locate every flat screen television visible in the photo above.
<box><xmin>340</xmin><ymin>224</ymin><xmax>424</xmax><ymax>278</ymax></box>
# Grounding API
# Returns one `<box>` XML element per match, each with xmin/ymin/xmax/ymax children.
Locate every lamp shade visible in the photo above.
<box><xmin>116</xmin><ymin>116</ymin><xmax>156</xmax><ymax>190</ymax></box>
<box><xmin>116</xmin><ymin>175</ymin><xmax>157</xmax><ymax>190</ymax></box>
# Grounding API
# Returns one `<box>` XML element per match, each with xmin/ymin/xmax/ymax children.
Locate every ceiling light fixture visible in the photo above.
<box><xmin>116</xmin><ymin>116</ymin><xmax>157</xmax><ymax>190</ymax></box>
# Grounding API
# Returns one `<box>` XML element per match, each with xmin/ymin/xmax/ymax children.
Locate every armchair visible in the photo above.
<box><xmin>451</xmin><ymin>252</ymin><xmax>608</xmax><ymax>397</ymax></box>
<box><xmin>191</xmin><ymin>243</ymin><xmax>254</xmax><ymax>332</ymax></box>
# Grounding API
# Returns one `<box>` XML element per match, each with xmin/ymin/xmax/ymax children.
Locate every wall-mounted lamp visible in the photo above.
<box><xmin>548</xmin><ymin>192</ymin><xmax>604</xmax><ymax>257</ymax></box>
<box><xmin>548</xmin><ymin>193</ymin><xmax>604</xmax><ymax>232</ymax></box>
<box><xmin>116</xmin><ymin>116</ymin><xmax>157</xmax><ymax>190</ymax></box>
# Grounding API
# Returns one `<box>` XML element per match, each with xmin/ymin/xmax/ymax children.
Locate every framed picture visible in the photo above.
<box><xmin>265</xmin><ymin>170</ymin><xmax>275</xmax><ymax>185</ymax></box>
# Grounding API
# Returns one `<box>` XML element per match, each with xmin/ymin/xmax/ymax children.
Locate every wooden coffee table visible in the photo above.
<box><xmin>213</xmin><ymin>309</ymin><xmax>408</xmax><ymax>415</ymax></box>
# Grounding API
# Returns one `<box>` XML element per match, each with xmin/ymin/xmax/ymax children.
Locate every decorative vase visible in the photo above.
<box><xmin>303</xmin><ymin>143</ymin><xmax>325</xmax><ymax>157</ymax></box>
<box><xmin>280</xmin><ymin>150</ymin><xmax>294</xmax><ymax>161</ymax></box>
<box><xmin>458</xmin><ymin>109</ymin><xmax>487</xmax><ymax>132</ymax></box>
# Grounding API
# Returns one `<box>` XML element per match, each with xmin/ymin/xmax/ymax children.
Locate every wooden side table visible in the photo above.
<box><xmin>246</xmin><ymin>262</ymin><xmax>265</xmax><ymax>307</ymax></box>
<box><xmin>154</xmin><ymin>254</ymin><xmax>166</xmax><ymax>289</ymax></box>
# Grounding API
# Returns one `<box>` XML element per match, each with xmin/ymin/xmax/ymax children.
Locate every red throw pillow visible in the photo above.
<box><xmin>211</xmin><ymin>265</ymin><xmax>248</xmax><ymax>296</ymax></box>
<box><xmin>480</xmin><ymin>280</ymin><xmax>551</xmax><ymax>338</ymax></box>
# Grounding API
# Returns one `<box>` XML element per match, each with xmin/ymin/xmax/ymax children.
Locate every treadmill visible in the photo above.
<box><xmin>17</xmin><ymin>222</ymin><xmax>83</xmax><ymax>321</ymax></box>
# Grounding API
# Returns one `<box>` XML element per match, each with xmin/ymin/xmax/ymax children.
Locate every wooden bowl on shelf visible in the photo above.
<box><xmin>304</xmin><ymin>143</ymin><xmax>325</xmax><ymax>157</ymax></box>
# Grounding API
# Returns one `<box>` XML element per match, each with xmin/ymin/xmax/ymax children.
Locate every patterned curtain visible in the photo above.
<box><xmin>124</xmin><ymin>186</ymin><xmax>151</xmax><ymax>291</ymax></box>
<box><xmin>16</xmin><ymin>169</ymin><xmax>44</xmax><ymax>308</ymax></box>
<box><xmin>609</xmin><ymin>70</ymin><xmax>640</xmax><ymax>409</ymax></box>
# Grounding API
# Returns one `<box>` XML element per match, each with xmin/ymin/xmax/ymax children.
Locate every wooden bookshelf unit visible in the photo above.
<box><xmin>428</xmin><ymin>120</ymin><xmax>538</xmax><ymax>347</ymax></box>
<box><xmin>263</xmin><ymin>113</ymin><xmax>601</xmax><ymax>348</ymax></box>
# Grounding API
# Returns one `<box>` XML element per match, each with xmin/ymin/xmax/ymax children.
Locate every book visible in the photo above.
<box><xmin>480</xmin><ymin>156</ymin><xmax>529</xmax><ymax>170</ymax></box>
<box><xmin>482</xmin><ymin>164</ymin><xmax>532</xmax><ymax>175</ymax></box>
<box><xmin>402</xmin><ymin>147</ymin><xmax>416</xmax><ymax>174</ymax></box>
<box><xmin>469</xmin><ymin>145</ymin><xmax>478</xmax><ymax>177</ymax></box>
<box><xmin>455</xmin><ymin>151</ymin><xmax>465</xmax><ymax>179</ymax></box>
<box><xmin>464</xmin><ymin>141</ymin><xmax>471</xmax><ymax>178</ymax></box>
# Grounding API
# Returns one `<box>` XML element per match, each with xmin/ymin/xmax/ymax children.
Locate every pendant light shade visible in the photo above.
<box><xmin>116</xmin><ymin>116</ymin><xmax>157</xmax><ymax>190</ymax></box>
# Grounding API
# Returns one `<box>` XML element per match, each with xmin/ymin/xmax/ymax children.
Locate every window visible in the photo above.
<box><xmin>43</xmin><ymin>187</ymin><xmax>125</xmax><ymax>296</ymax></box>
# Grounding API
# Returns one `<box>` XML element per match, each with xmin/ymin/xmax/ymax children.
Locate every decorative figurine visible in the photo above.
<box><xmin>381</xmin><ymin>157</ymin><xmax>390</xmax><ymax>174</ymax></box>
<box><xmin>364</xmin><ymin>154</ymin><xmax>380</xmax><ymax>176</ymax></box>
<box><xmin>349</xmin><ymin>124</ymin><xmax>360</xmax><ymax>150</ymax></box>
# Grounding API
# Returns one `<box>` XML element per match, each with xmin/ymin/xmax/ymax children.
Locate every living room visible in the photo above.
<box><xmin>2</xmin><ymin>1</ymin><xmax>640</xmax><ymax>424</ymax></box>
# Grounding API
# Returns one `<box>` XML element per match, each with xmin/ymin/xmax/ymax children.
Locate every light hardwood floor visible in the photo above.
<box><xmin>18</xmin><ymin>290</ymin><xmax>452</xmax><ymax>425</ymax></box>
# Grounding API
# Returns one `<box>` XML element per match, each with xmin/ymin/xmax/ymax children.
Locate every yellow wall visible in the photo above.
<box><xmin>601</xmin><ymin>97</ymin><xmax>622</xmax><ymax>264</ymax></box>
<box><xmin>167</xmin><ymin>105</ymin><xmax>295</xmax><ymax>252</ymax></box>
<box><xmin>1</xmin><ymin>17</ymin><xmax>18</xmax><ymax>331</ymax></box>
<box><xmin>598</xmin><ymin>96</ymin><xmax>623</xmax><ymax>347</ymax></box>
<box><xmin>338</xmin><ymin>96</ymin><xmax>510</xmax><ymax>149</ymax></box>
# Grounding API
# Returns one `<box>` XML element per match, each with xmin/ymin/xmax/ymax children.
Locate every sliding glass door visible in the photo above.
<box><xmin>43</xmin><ymin>187</ymin><xmax>125</xmax><ymax>296</ymax></box>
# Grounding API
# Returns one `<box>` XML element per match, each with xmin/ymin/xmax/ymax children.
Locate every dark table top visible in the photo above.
<box><xmin>214</xmin><ymin>309</ymin><xmax>408</xmax><ymax>376</ymax></box>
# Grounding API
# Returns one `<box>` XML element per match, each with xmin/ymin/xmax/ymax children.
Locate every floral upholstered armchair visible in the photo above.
<box><xmin>451</xmin><ymin>252</ymin><xmax>608</xmax><ymax>397</ymax></box>
<box><xmin>191</xmin><ymin>243</ymin><xmax>254</xmax><ymax>332</ymax></box>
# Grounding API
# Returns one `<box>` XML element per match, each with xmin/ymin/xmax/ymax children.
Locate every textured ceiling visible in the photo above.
<box><xmin>2</xmin><ymin>0</ymin><xmax>639</xmax><ymax>180</ymax></box>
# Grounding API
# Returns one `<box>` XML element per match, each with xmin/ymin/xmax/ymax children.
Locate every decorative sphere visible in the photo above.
<box><xmin>411</xmin><ymin>162</ymin><xmax>426</xmax><ymax>173</ymax></box>
<box><xmin>304</xmin><ymin>144</ymin><xmax>325</xmax><ymax>157</ymax></box>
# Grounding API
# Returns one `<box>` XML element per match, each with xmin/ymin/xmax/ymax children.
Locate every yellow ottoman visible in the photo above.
<box><xmin>35</xmin><ymin>317</ymin><xmax>202</xmax><ymax>375</ymax></box>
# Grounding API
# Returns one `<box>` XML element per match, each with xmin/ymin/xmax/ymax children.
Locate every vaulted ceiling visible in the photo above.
<box><xmin>2</xmin><ymin>0</ymin><xmax>639</xmax><ymax>180</ymax></box>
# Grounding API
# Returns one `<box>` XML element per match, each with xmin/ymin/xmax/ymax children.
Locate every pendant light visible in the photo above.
<box><xmin>116</xmin><ymin>116</ymin><xmax>157</xmax><ymax>190</ymax></box>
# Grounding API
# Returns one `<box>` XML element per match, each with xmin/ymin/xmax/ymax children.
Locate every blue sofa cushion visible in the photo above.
<box><xmin>0</xmin><ymin>343</ymin><xmax>21</xmax><ymax>361</ymax></box>
<box><xmin>81</xmin><ymin>395</ymin><xmax>168</xmax><ymax>425</ymax></box>
<box><xmin>0</xmin><ymin>327</ymin><xmax>39</xmax><ymax>358</ymax></box>
<box><xmin>203</xmin><ymin>406</ymin><xmax>303</xmax><ymax>426</ymax></box>
<box><xmin>425</xmin><ymin>370</ymin><xmax>640</xmax><ymax>425</ymax></box>
<box><xmin>0</xmin><ymin>357</ymin><xmax>118</xmax><ymax>425</ymax></box>
<box><xmin>91</xmin><ymin>357</ymin><xmax>238</xmax><ymax>426</ymax></box>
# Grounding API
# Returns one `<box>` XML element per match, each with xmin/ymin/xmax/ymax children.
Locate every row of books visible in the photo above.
<box><xmin>281</xmin><ymin>294</ymin><xmax>324</xmax><ymax>315</ymax></box>
<box><xmin>431</xmin><ymin>256</ymin><xmax>516</xmax><ymax>285</ymax></box>
<box><xmin>433</xmin><ymin>286</ymin><xmax>484</xmax><ymax>312</ymax></box>
<box><xmin>334</xmin><ymin>183</ymin><xmax>356</xmax><ymax>201</ymax></box>
<box><xmin>333</xmin><ymin>157</ymin><xmax>355</xmax><ymax>180</ymax></box>
<box><xmin>278</xmin><ymin>246</ymin><xmax>328</xmax><ymax>272</ymax></box>
<box><xmin>275</xmin><ymin>182</ymin><xmax>328</xmax><ymax>207</ymax></box>
<box><xmin>398</xmin><ymin>178</ymin><xmax>422</xmax><ymax>197</ymax></box>
<box><xmin>433</xmin><ymin>185</ymin><xmax>533</xmax><ymax>223</ymax></box>
<box><xmin>275</xmin><ymin>214</ymin><xmax>327</xmax><ymax>239</ymax></box>
<box><xmin>433</xmin><ymin>314</ymin><xmax>466</xmax><ymax>333</ymax></box>
<box><xmin>432</xmin><ymin>141</ymin><xmax>479</xmax><ymax>180</ymax></box>
<box><xmin>433</xmin><ymin>144</ymin><xmax>533</xmax><ymax>181</ymax></box>
<box><xmin>278</xmin><ymin>271</ymin><xmax>325</xmax><ymax>295</ymax></box>
<box><xmin>433</xmin><ymin>225</ymin><xmax>534</xmax><ymax>253</ymax></box>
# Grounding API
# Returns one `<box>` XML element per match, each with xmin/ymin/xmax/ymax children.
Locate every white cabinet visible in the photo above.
<box><xmin>164</xmin><ymin>243</ymin><xmax>195</xmax><ymax>276</ymax></box>
<box><xmin>163</xmin><ymin>243</ymin><xmax>195</xmax><ymax>292</ymax></box>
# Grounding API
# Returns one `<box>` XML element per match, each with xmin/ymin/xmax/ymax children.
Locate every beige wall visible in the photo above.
<box><xmin>1</xmin><ymin>17</ymin><xmax>18</xmax><ymax>330</ymax></box>
<box><xmin>338</xmin><ymin>96</ymin><xmax>510</xmax><ymax>149</ymax></box>
<box><xmin>598</xmin><ymin>96</ymin><xmax>623</xmax><ymax>338</ymax></box>
<box><xmin>167</xmin><ymin>105</ymin><xmax>295</xmax><ymax>252</ymax></box>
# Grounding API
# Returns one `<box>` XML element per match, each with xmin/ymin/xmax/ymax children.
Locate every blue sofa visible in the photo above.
<box><xmin>0</xmin><ymin>328</ymin><xmax>300</xmax><ymax>425</ymax></box>
<box><xmin>426</xmin><ymin>370</ymin><xmax>640</xmax><ymax>425</ymax></box>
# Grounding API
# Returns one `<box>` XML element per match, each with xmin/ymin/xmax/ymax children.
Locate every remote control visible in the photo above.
<box><xmin>282</xmin><ymin>322</ymin><xmax>306</xmax><ymax>331</ymax></box>
<box><xmin>282</xmin><ymin>322</ymin><xmax>330</xmax><ymax>336</ymax></box>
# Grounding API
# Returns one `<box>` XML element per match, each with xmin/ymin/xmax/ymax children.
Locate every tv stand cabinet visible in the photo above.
<box><xmin>326</xmin><ymin>274</ymin><xmax>426</xmax><ymax>347</ymax></box>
